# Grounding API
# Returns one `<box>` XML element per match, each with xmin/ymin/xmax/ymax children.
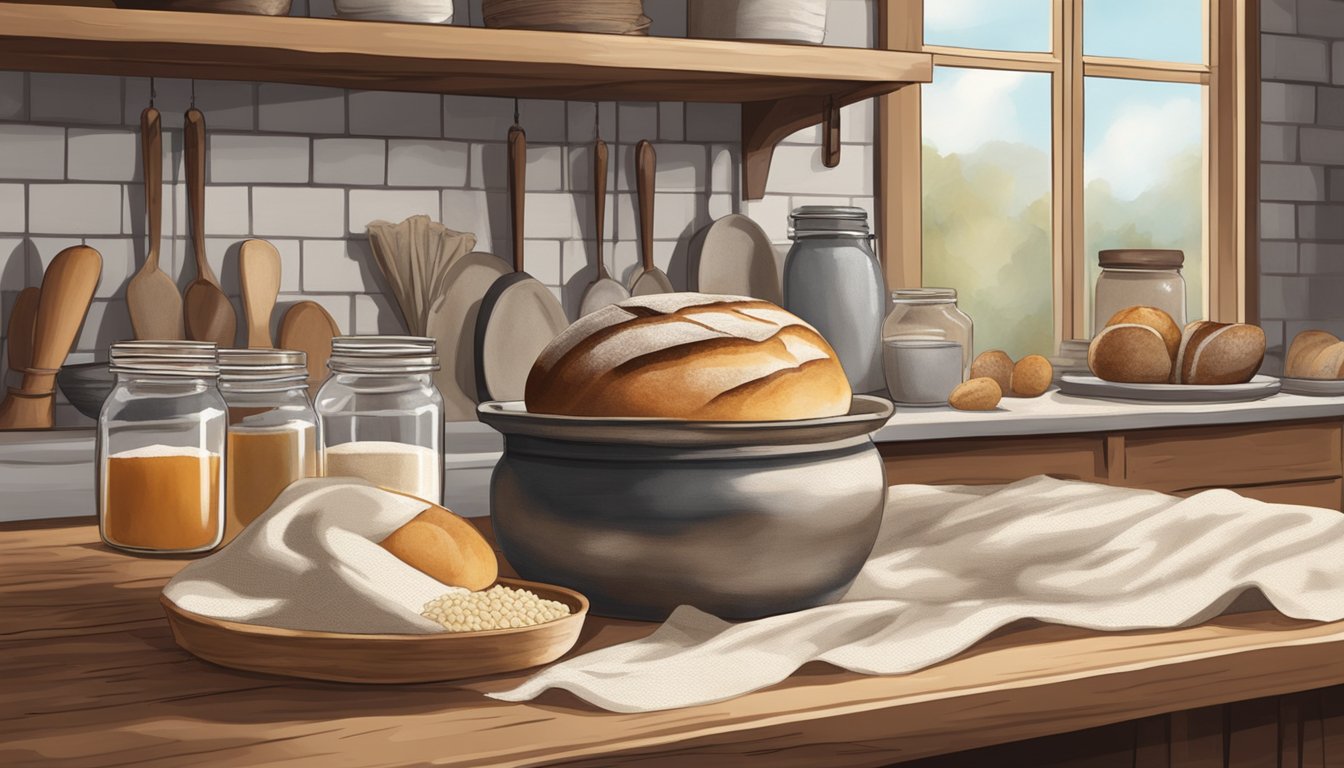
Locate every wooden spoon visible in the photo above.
<box><xmin>6</xmin><ymin>286</ymin><xmax>39</xmax><ymax>376</ymax></box>
<box><xmin>239</xmin><ymin>239</ymin><xmax>281</xmax><ymax>349</ymax></box>
<box><xmin>126</xmin><ymin>106</ymin><xmax>184</xmax><ymax>340</ymax></box>
<box><xmin>182</xmin><ymin>106</ymin><xmax>237</xmax><ymax>348</ymax></box>
<box><xmin>578</xmin><ymin>133</ymin><xmax>629</xmax><ymax>316</ymax></box>
<box><xmin>0</xmin><ymin>245</ymin><xmax>102</xmax><ymax>429</ymax></box>
<box><xmin>278</xmin><ymin>301</ymin><xmax>340</xmax><ymax>399</ymax></box>
<box><xmin>629</xmin><ymin>140</ymin><xmax>674</xmax><ymax>296</ymax></box>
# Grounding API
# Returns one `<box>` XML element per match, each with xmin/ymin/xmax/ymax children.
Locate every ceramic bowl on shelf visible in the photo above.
<box><xmin>113</xmin><ymin>0</ymin><xmax>293</xmax><ymax>15</ymax></box>
<box><xmin>687</xmin><ymin>0</ymin><xmax>828</xmax><ymax>45</ymax></box>
<box><xmin>332</xmin><ymin>0</ymin><xmax>453</xmax><ymax>23</ymax></box>
<box><xmin>477</xmin><ymin>395</ymin><xmax>893</xmax><ymax>622</ymax></box>
<box><xmin>56</xmin><ymin>362</ymin><xmax>115</xmax><ymax>420</ymax></box>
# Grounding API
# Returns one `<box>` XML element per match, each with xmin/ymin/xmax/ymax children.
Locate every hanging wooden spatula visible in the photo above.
<box><xmin>182</xmin><ymin>105</ymin><xmax>237</xmax><ymax>348</ymax></box>
<box><xmin>126</xmin><ymin>105</ymin><xmax>183</xmax><ymax>340</ymax></box>
<box><xmin>239</xmin><ymin>239</ymin><xmax>281</xmax><ymax>349</ymax></box>
<box><xmin>278</xmin><ymin>300</ymin><xmax>340</xmax><ymax>399</ymax></box>
<box><xmin>0</xmin><ymin>245</ymin><xmax>102</xmax><ymax>430</ymax></box>
<box><xmin>579</xmin><ymin>113</ymin><xmax>629</xmax><ymax>317</ymax></box>
<box><xmin>629</xmin><ymin>140</ymin><xmax>674</xmax><ymax>296</ymax></box>
<box><xmin>6</xmin><ymin>287</ymin><xmax>39</xmax><ymax>378</ymax></box>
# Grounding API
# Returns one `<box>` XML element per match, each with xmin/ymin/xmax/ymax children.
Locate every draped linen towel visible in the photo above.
<box><xmin>490</xmin><ymin>476</ymin><xmax>1344</xmax><ymax>712</ymax></box>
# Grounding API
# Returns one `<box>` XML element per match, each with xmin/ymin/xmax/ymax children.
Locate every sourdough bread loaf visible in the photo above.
<box><xmin>1287</xmin><ymin>330</ymin><xmax>1341</xmax><ymax>378</ymax></box>
<box><xmin>1088</xmin><ymin>324</ymin><xmax>1173</xmax><ymax>383</ymax></box>
<box><xmin>1173</xmin><ymin>321</ymin><xmax>1266</xmax><ymax>385</ymax></box>
<box><xmin>524</xmin><ymin>293</ymin><xmax>852</xmax><ymax>421</ymax></box>
<box><xmin>1307</xmin><ymin>341</ymin><xmax>1344</xmax><ymax>380</ymax></box>
<box><xmin>1105</xmin><ymin>306</ymin><xmax>1180</xmax><ymax>362</ymax></box>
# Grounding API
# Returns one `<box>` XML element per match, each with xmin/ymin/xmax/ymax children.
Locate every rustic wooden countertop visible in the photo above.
<box><xmin>8</xmin><ymin>517</ymin><xmax>1344</xmax><ymax>768</ymax></box>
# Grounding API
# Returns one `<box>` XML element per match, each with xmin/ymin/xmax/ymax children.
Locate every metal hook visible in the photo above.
<box><xmin>190</xmin><ymin>79</ymin><xmax>196</xmax><ymax>109</ymax></box>
<box><xmin>594</xmin><ymin>101</ymin><xmax>600</xmax><ymax>140</ymax></box>
<box><xmin>513</xmin><ymin>98</ymin><xmax>520</xmax><ymax>127</ymax></box>
<box><xmin>149</xmin><ymin>77</ymin><xmax>156</xmax><ymax>108</ymax></box>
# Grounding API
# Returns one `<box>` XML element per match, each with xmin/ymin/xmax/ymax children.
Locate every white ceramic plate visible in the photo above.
<box><xmin>1058</xmin><ymin>374</ymin><xmax>1281</xmax><ymax>403</ymax></box>
<box><xmin>690</xmin><ymin>214</ymin><xmax>782</xmax><ymax>303</ymax></box>
<box><xmin>1280</xmin><ymin>377</ymin><xmax>1344</xmax><ymax>397</ymax></box>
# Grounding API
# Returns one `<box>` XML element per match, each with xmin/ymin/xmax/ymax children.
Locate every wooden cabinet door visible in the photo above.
<box><xmin>881</xmin><ymin>434</ymin><xmax>1109</xmax><ymax>486</ymax></box>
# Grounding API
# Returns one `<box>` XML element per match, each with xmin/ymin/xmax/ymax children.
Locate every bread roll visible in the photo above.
<box><xmin>525</xmin><ymin>293</ymin><xmax>851</xmax><ymax>421</ymax></box>
<box><xmin>1010</xmin><ymin>355</ymin><xmax>1053</xmax><ymax>397</ymax></box>
<box><xmin>380</xmin><ymin>505</ymin><xmax>498</xmax><ymax>591</ymax></box>
<box><xmin>1173</xmin><ymin>321</ymin><xmax>1266</xmax><ymax>385</ymax></box>
<box><xmin>1105</xmin><ymin>306</ymin><xmax>1180</xmax><ymax>361</ymax></box>
<box><xmin>1287</xmin><ymin>330</ymin><xmax>1340</xmax><ymax>378</ymax></box>
<box><xmin>1307</xmin><ymin>341</ymin><xmax>1344</xmax><ymax>379</ymax></box>
<box><xmin>949</xmin><ymin>377</ymin><xmax>1001</xmax><ymax>410</ymax></box>
<box><xmin>971</xmin><ymin>350</ymin><xmax>1014</xmax><ymax>392</ymax></box>
<box><xmin>1088</xmin><ymin>324</ymin><xmax>1173</xmax><ymax>383</ymax></box>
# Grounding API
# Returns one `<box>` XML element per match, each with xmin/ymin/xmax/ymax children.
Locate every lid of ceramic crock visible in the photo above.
<box><xmin>1098</xmin><ymin>249</ymin><xmax>1184</xmax><ymax>269</ymax></box>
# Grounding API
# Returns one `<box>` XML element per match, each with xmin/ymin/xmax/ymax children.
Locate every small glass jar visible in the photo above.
<box><xmin>218</xmin><ymin>349</ymin><xmax>322</xmax><ymax>542</ymax></box>
<box><xmin>782</xmin><ymin>205</ymin><xmax>886</xmax><ymax>394</ymax></box>
<box><xmin>315</xmin><ymin>336</ymin><xmax>444</xmax><ymax>504</ymax></box>
<box><xmin>882</xmin><ymin>288</ymin><xmax>974</xmax><ymax>406</ymax></box>
<box><xmin>97</xmin><ymin>341</ymin><xmax>225</xmax><ymax>554</ymax></box>
<box><xmin>1093</xmin><ymin>249</ymin><xmax>1187</xmax><ymax>335</ymax></box>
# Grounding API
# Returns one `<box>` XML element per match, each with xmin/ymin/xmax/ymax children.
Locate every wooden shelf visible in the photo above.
<box><xmin>0</xmin><ymin>2</ymin><xmax>931</xmax><ymax>198</ymax></box>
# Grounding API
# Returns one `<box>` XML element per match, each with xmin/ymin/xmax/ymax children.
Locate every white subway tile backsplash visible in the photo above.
<box><xmin>77</xmin><ymin>299</ymin><xmax>134</xmax><ymax>351</ymax></box>
<box><xmin>67</xmin><ymin>130</ymin><xmax>138</xmax><ymax>182</ymax></box>
<box><xmin>253</xmin><ymin>186</ymin><xmax>344</xmax><ymax>238</ymax></box>
<box><xmin>707</xmin><ymin>193</ymin><xmax>734</xmax><ymax>220</ymax></box>
<box><xmin>84</xmin><ymin>237</ymin><xmax>135</xmax><ymax>299</ymax></box>
<box><xmin>442</xmin><ymin>188</ymin><xmax>505</xmax><ymax>252</ymax></box>
<box><xmin>193</xmin><ymin>81</ymin><xmax>257</xmax><ymax>131</ymax></box>
<box><xmin>444</xmin><ymin>95</ymin><xmax>514</xmax><ymax>141</ymax></box>
<box><xmin>659</xmin><ymin>103</ymin><xmax>685</xmax><ymax>142</ymax></box>
<box><xmin>710</xmin><ymin>145</ymin><xmax>735</xmax><ymax>192</ymax></box>
<box><xmin>523</xmin><ymin>240</ymin><xmax>563</xmax><ymax>285</ymax></box>
<box><xmin>618</xmin><ymin>103</ymin><xmax>659</xmax><ymax>143</ymax></box>
<box><xmin>204</xmin><ymin>186</ymin><xmax>252</xmax><ymax>236</ymax></box>
<box><xmin>651</xmin><ymin>144</ymin><xmax>708</xmax><ymax>191</ymax></box>
<box><xmin>348</xmin><ymin>189</ymin><xmax>441</xmax><ymax>234</ymax></box>
<box><xmin>0</xmin><ymin>125</ymin><xmax>65</xmax><ymax>180</ymax></box>
<box><xmin>302</xmin><ymin>239</ymin><xmax>380</xmax><ymax>292</ymax></box>
<box><xmin>121</xmin><ymin>78</ymin><xmax>191</xmax><ymax>129</ymax></box>
<box><xmin>387</xmin><ymin>140</ymin><xmax>469</xmax><ymax>187</ymax></box>
<box><xmin>741</xmin><ymin>195</ymin><xmax>791</xmax><ymax>241</ymax></box>
<box><xmin>0</xmin><ymin>185</ymin><xmax>23</xmax><ymax>233</ymax></box>
<box><xmin>0</xmin><ymin>72</ymin><xmax>25</xmax><ymax>121</ymax></box>
<box><xmin>524</xmin><ymin>192</ymin><xmax>579</xmax><ymax>239</ymax></box>
<box><xmin>314</xmin><ymin>138</ymin><xmax>386</xmax><ymax>186</ymax></box>
<box><xmin>615</xmin><ymin>190</ymin><xmax>702</xmax><ymax>241</ymax></box>
<box><xmin>765</xmin><ymin>144</ymin><xmax>874</xmax><ymax>196</ymax></box>
<box><xmin>353</xmin><ymin>293</ymin><xmax>405</xmax><ymax>335</ymax></box>
<box><xmin>685</xmin><ymin>103</ymin><xmax>741</xmax><ymax>143</ymax></box>
<box><xmin>566</xmin><ymin>102</ymin><xmax>618</xmax><ymax>144</ymax></box>
<box><xmin>519</xmin><ymin>100</ymin><xmax>568</xmax><ymax>143</ymax></box>
<box><xmin>30</xmin><ymin>74</ymin><xmax>122</xmax><ymax>125</ymax></box>
<box><xmin>470</xmin><ymin>143</ymin><xmax>564</xmax><ymax>191</ymax></box>
<box><xmin>28</xmin><ymin>184</ymin><xmax>122</xmax><ymax>235</ymax></box>
<box><xmin>275</xmin><ymin>293</ymin><xmax>350</xmax><ymax>338</ymax></box>
<box><xmin>826</xmin><ymin>0</ymin><xmax>874</xmax><ymax>48</ymax></box>
<box><xmin>843</xmin><ymin>99</ymin><xmax>875</xmax><ymax>143</ymax></box>
<box><xmin>525</xmin><ymin>146</ymin><xmax>566</xmax><ymax>191</ymax></box>
<box><xmin>350</xmin><ymin>91</ymin><xmax>441</xmax><ymax>138</ymax></box>
<box><xmin>209</xmin><ymin>134</ymin><xmax>310</xmax><ymax>184</ymax></box>
<box><xmin>566</xmin><ymin>144</ymin><xmax>619</xmax><ymax>193</ymax></box>
<box><xmin>258</xmin><ymin>84</ymin><xmax>346</xmax><ymax>134</ymax></box>
<box><xmin>27</xmin><ymin>237</ymin><xmax>72</xmax><ymax>272</ymax></box>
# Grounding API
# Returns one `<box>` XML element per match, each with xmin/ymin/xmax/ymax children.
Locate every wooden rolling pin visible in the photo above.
<box><xmin>0</xmin><ymin>245</ymin><xmax>102</xmax><ymax>430</ymax></box>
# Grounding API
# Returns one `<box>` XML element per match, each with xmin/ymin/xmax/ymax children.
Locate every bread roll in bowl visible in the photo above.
<box><xmin>1105</xmin><ymin>306</ymin><xmax>1180</xmax><ymax>361</ymax></box>
<box><xmin>1287</xmin><ymin>330</ymin><xmax>1341</xmax><ymax>378</ymax></box>
<box><xmin>1172</xmin><ymin>321</ymin><xmax>1265</xmax><ymax>385</ymax></box>
<box><xmin>1089</xmin><ymin>324</ymin><xmax>1173</xmax><ymax>383</ymax></box>
<box><xmin>525</xmin><ymin>293</ymin><xmax>851</xmax><ymax>421</ymax></box>
<box><xmin>380</xmin><ymin>505</ymin><xmax>498</xmax><ymax>591</ymax></box>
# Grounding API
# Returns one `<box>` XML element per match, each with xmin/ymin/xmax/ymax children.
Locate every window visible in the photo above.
<box><xmin>878</xmin><ymin>0</ymin><xmax>1256</xmax><ymax>358</ymax></box>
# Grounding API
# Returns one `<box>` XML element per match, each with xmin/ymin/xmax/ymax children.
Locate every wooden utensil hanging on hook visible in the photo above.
<box><xmin>239</xmin><ymin>239</ymin><xmax>281</xmax><ymax>349</ymax></box>
<box><xmin>183</xmin><ymin>101</ymin><xmax>238</xmax><ymax>348</ymax></box>
<box><xmin>126</xmin><ymin>91</ymin><xmax>184</xmax><ymax>341</ymax></box>
<box><xmin>579</xmin><ymin>104</ymin><xmax>629</xmax><ymax>316</ymax></box>
<box><xmin>628</xmin><ymin>140</ymin><xmax>674</xmax><ymax>296</ymax></box>
<box><xmin>473</xmin><ymin>110</ymin><xmax>569</xmax><ymax>403</ymax></box>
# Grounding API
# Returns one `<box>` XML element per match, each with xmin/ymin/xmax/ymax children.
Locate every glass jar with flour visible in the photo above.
<box><xmin>882</xmin><ymin>289</ymin><xmax>974</xmax><ymax>406</ymax></box>
<box><xmin>1092</xmin><ymin>249</ymin><xmax>1187</xmax><ymax>335</ymax></box>
<box><xmin>315</xmin><ymin>336</ymin><xmax>444</xmax><ymax>504</ymax></box>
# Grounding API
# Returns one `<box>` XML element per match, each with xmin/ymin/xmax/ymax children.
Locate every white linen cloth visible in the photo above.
<box><xmin>490</xmin><ymin>476</ymin><xmax>1344</xmax><ymax>712</ymax></box>
<box><xmin>163</xmin><ymin>478</ymin><xmax>461</xmax><ymax>634</ymax></box>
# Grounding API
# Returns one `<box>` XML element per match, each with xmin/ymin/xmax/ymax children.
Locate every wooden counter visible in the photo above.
<box><xmin>7</xmin><ymin>517</ymin><xmax>1344</xmax><ymax>767</ymax></box>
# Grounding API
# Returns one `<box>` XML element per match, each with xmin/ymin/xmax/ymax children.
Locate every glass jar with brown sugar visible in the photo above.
<box><xmin>97</xmin><ymin>341</ymin><xmax>226</xmax><ymax>555</ymax></box>
<box><xmin>218</xmin><ymin>349</ymin><xmax>323</xmax><ymax>543</ymax></box>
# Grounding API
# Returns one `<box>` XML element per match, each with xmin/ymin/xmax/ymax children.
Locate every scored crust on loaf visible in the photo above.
<box><xmin>525</xmin><ymin>293</ymin><xmax>850</xmax><ymax>420</ymax></box>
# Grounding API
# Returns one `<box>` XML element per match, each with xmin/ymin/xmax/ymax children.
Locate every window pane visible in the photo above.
<box><xmin>1084</xmin><ymin>77</ymin><xmax>1205</xmax><ymax>336</ymax></box>
<box><xmin>924</xmin><ymin>0</ymin><xmax>1052</xmax><ymax>53</ymax></box>
<box><xmin>922</xmin><ymin>67</ymin><xmax>1053</xmax><ymax>359</ymax></box>
<box><xmin>1084</xmin><ymin>0</ymin><xmax>1204</xmax><ymax>64</ymax></box>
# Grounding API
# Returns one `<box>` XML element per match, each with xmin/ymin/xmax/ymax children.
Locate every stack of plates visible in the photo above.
<box><xmin>1049</xmin><ymin>339</ymin><xmax>1091</xmax><ymax>384</ymax></box>
<box><xmin>481</xmin><ymin>0</ymin><xmax>650</xmax><ymax>35</ymax></box>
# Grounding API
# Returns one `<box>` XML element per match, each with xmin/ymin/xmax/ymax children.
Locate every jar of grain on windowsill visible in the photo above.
<box><xmin>98</xmin><ymin>341</ymin><xmax>226</xmax><ymax>555</ymax></box>
<box><xmin>314</xmin><ymin>336</ymin><xmax>444</xmax><ymax>505</ymax></box>
<box><xmin>1092</xmin><ymin>249</ymin><xmax>1187</xmax><ymax>336</ymax></box>
<box><xmin>218</xmin><ymin>349</ymin><xmax>322</xmax><ymax>543</ymax></box>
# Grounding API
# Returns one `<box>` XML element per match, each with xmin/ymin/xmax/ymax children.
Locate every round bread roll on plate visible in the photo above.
<box><xmin>1104</xmin><ymin>306</ymin><xmax>1180</xmax><ymax>361</ymax></box>
<box><xmin>1286</xmin><ymin>330</ymin><xmax>1340</xmax><ymax>378</ymax></box>
<box><xmin>524</xmin><ymin>293</ymin><xmax>852</xmax><ymax>421</ymax></box>
<box><xmin>1307</xmin><ymin>340</ymin><xmax>1344</xmax><ymax>380</ymax></box>
<box><xmin>380</xmin><ymin>504</ymin><xmax>498</xmax><ymax>591</ymax></box>
<box><xmin>1173</xmin><ymin>321</ymin><xmax>1266</xmax><ymax>385</ymax></box>
<box><xmin>1088</xmin><ymin>324</ymin><xmax>1173</xmax><ymax>383</ymax></box>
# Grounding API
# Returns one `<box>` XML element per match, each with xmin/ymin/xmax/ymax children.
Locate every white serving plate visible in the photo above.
<box><xmin>689</xmin><ymin>213</ymin><xmax>782</xmax><ymax>303</ymax></box>
<box><xmin>1059</xmin><ymin>374</ymin><xmax>1280</xmax><ymax>404</ymax></box>
<box><xmin>1280</xmin><ymin>377</ymin><xmax>1344</xmax><ymax>397</ymax></box>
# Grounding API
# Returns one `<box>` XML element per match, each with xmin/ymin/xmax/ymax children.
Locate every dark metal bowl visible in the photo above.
<box><xmin>477</xmin><ymin>396</ymin><xmax>893</xmax><ymax>621</ymax></box>
<box><xmin>57</xmin><ymin>362</ymin><xmax>115</xmax><ymax>420</ymax></box>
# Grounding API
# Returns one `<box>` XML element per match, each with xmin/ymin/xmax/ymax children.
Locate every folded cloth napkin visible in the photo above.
<box><xmin>490</xmin><ymin>475</ymin><xmax>1344</xmax><ymax>712</ymax></box>
<box><xmin>162</xmin><ymin>478</ymin><xmax>462</xmax><ymax>634</ymax></box>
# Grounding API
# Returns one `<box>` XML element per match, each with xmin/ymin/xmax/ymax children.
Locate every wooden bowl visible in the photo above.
<box><xmin>161</xmin><ymin>578</ymin><xmax>588</xmax><ymax>683</ymax></box>
<box><xmin>113</xmin><ymin>0</ymin><xmax>294</xmax><ymax>15</ymax></box>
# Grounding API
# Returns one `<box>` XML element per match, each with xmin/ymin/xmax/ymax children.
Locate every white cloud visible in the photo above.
<box><xmin>924</xmin><ymin>0</ymin><xmax>997</xmax><ymax>31</ymax></box>
<box><xmin>1084</xmin><ymin>96</ymin><xmax>1202</xmax><ymax>201</ymax></box>
<box><xmin>922</xmin><ymin>68</ymin><xmax>1031</xmax><ymax>155</ymax></box>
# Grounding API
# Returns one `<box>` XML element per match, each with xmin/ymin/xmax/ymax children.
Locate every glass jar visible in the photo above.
<box><xmin>218</xmin><ymin>349</ymin><xmax>322</xmax><ymax>542</ymax></box>
<box><xmin>782</xmin><ymin>205</ymin><xmax>886</xmax><ymax>394</ymax></box>
<box><xmin>1093</xmin><ymin>249</ymin><xmax>1187</xmax><ymax>335</ymax></box>
<box><xmin>97</xmin><ymin>341</ymin><xmax>225</xmax><ymax>554</ymax></box>
<box><xmin>315</xmin><ymin>336</ymin><xmax>444</xmax><ymax>504</ymax></box>
<box><xmin>882</xmin><ymin>289</ymin><xmax>974</xmax><ymax>406</ymax></box>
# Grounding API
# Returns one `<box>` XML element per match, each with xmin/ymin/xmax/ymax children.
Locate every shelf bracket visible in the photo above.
<box><xmin>823</xmin><ymin>96</ymin><xmax>841</xmax><ymax>169</ymax></box>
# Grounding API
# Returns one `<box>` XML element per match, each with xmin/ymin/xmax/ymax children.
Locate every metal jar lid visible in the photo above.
<box><xmin>890</xmin><ymin>288</ymin><xmax>958</xmax><ymax>305</ymax></box>
<box><xmin>1098</xmin><ymin>249</ymin><xmax>1184</xmax><ymax>269</ymax></box>
<box><xmin>328</xmin><ymin>335</ymin><xmax>440</xmax><ymax>375</ymax></box>
<box><xmin>789</xmin><ymin>205</ymin><xmax>871</xmax><ymax>238</ymax></box>
<box><xmin>218</xmin><ymin>349</ymin><xmax>308</xmax><ymax>384</ymax></box>
<box><xmin>109</xmin><ymin>341</ymin><xmax>219</xmax><ymax>377</ymax></box>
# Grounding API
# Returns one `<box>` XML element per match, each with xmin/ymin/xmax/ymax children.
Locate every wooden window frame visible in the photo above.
<box><xmin>876</xmin><ymin>0</ymin><xmax>1260</xmax><ymax>345</ymax></box>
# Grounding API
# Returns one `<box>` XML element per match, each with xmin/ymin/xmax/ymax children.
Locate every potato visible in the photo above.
<box><xmin>949</xmin><ymin>377</ymin><xmax>1002</xmax><ymax>411</ymax></box>
<box><xmin>970</xmin><ymin>350</ymin><xmax>1013</xmax><ymax>392</ymax></box>
<box><xmin>1010</xmin><ymin>355</ymin><xmax>1053</xmax><ymax>397</ymax></box>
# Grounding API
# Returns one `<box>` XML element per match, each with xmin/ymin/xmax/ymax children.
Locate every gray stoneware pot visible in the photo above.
<box><xmin>477</xmin><ymin>395</ymin><xmax>893</xmax><ymax>621</ymax></box>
